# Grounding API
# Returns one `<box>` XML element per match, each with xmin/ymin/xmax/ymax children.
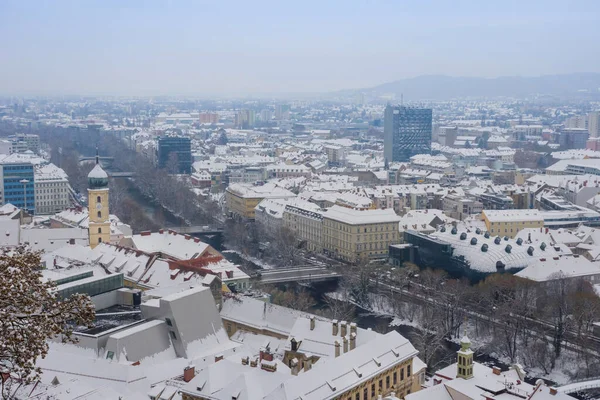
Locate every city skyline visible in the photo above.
<box><xmin>1</xmin><ymin>0</ymin><xmax>600</xmax><ymax>96</ymax></box>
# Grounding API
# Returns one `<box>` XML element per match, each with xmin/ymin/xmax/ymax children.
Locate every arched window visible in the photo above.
<box><xmin>98</xmin><ymin>227</ymin><xmax>102</xmax><ymax>233</ymax></box>
<box><xmin>97</xmin><ymin>196</ymin><xmax>101</xmax><ymax>203</ymax></box>
<box><xmin>97</xmin><ymin>211</ymin><xmax>102</xmax><ymax>219</ymax></box>
<box><xmin>98</xmin><ymin>237</ymin><xmax>102</xmax><ymax>243</ymax></box>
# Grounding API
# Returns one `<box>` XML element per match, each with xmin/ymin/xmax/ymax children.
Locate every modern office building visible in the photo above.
<box><xmin>8</xmin><ymin>133</ymin><xmax>40</xmax><ymax>154</ymax></box>
<box><xmin>157</xmin><ymin>136</ymin><xmax>192</xmax><ymax>174</ymax></box>
<box><xmin>384</xmin><ymin>105</ymin><xmax>432</xmax><ymax>162</ymax></box>
<box><xmin>0</xmin><ymin>161</ymin><xmax>35</xmax><ymax>214</ymax></box>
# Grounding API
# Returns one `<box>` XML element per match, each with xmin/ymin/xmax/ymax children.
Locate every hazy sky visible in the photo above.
<box><xmin>1</xmin><ymin>0</ymin><xmax>599</xmax><ymax>96</ymax></box>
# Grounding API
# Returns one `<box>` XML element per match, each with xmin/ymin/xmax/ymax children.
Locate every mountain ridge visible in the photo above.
<box><xmin>344</xmin><ymin>73</ymin><xmax>600</xmax><ymax>100</ymax></box>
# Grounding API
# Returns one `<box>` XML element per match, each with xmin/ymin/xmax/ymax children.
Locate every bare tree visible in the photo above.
<box><xmin>0</xmin><ymin>247</ymin><xmax>95</xmax><ymax>399</ymax></box>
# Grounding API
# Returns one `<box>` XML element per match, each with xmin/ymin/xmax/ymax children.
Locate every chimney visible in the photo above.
<box><xmin>492</xmin><ymin>366</ymin><xmax>501</xmax><ymax>376</ymax></box>
<box><xmin>159</xmin><ymin>229</ymin><xmax>164</xmax><ymax>234</ymax></box>
<box><xmin>214</xmin><ymin>354</ymin><xmax>223</xmax><ymax>362</ymax></box>
<box><xmin>183</xmin><ymin>365</ymin><xmax>195</xmax><ymax>382</ymax></box>
<box><xmin>290</xmin><ymin>358</ymin><xmax>299</xmax><ymax>376</ymax></box>
<box><xmin>343</xmin><ymin>336</ymin><xmax>348</xmax><ymax>353</ymax></box>
<box><xmin>332</xmin><ymin>320</ymin><xmax>339</xmax><ymax>336</ymax></box>
<box><xmin>350</xmin><ymin>322</ymin><xmax>357</xmax><ymax>335</ymax></box>
<box><xmin>303</xmin><ymin>359</ymin><xmax>312</xmax><ymax>372</ymax></box>
<box><xmin>341</xmin><ymin>321</ymin><xmax>347</xmax><ymax>337</ymax></box>
<box><xmin>140</xmin><ymin>230</ymin><xmax>151</xmax><ymax>236</ymax></box>
<box><xmin>310</xmin><ymin>316</ymin><xmax>315</xmax><ymax>331</ymax></box>
<box><xmin>334</xmin><ymin>340</ymin><xmax>340</xmax><ymax>357</ymax></box>
<box><xmin>550</xmin><ymin>387</ymin><xmax>558</xmax><ymax>396</ymax></box>
<box><xmin>260</xmin><ymin>349</ymin><xmax>273</xmax><ymax>362</ymax></box>
<box><xmin>350</xmin><ymin>332</ymin><xmax>356</xmax><ymax>350</ymax></box>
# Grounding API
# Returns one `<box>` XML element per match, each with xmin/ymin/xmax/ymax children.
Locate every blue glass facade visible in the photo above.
<box><xmin>384</xmin><ymin>106</ymin><xmax>432</xmax><ymax>162</ymax></box>
<box><xmin>2</xmin><ymin>163</ymin><xmax>35</xmax><ymax>214</ymax></box>
<box><xmin>157</xmin><ymin>136</ymin><xmax>192</xmax><ymax>174</ymax></box>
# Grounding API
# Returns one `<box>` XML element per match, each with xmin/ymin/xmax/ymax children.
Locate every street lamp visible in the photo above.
<box><xmin>20</xmin><ymin>179</ymin><xmax>29</xmax><ymax>214</ymax></box>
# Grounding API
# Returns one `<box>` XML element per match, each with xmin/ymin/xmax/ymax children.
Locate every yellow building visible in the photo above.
<box><xmin>482</xmin><ymin>209</ymin><xmax>544</xmax><ymax>238</ymax></box>
<box><xmin>225</xmin><ymin>182</ymin><xmax>296</xmax><ymax>220</ymax></box>
<box><xmin>87</xmin><ymin>154</ymin><xmax>111</xmax><ymax>248</ymax></box>
<box><xmin>322</xmin><ymin>205</ymin><xmax>402</xmax><ymax>262</ymax></box>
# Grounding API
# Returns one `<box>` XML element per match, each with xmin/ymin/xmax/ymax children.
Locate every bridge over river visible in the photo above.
<box><xmin>255</xmin><ymin>265</ymin><xmax>342</xmax><ymax>284</ymax></box>
<box><xmin>556</xmin><ymin>376</ymin><xmax>600</xmax><ymax>394</ymax></box>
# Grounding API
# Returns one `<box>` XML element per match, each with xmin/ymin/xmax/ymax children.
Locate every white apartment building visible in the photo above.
<box><xmin>254</xmin><ymin>198</ymin><xmax>289</xmax><ymax>235</ymax></box>
<box><xmin>35</xmin><ymin>163</ymin><xmax>72</xmax><ymax>215</ymax></box>
<box><xmin>282</xmin><ymin>200</ymin><xmax>323</xmax><ymax>252</ymax></box>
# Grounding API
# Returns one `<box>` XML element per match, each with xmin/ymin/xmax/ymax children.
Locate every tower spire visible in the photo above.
<box><xmin>95</xmin><ymin>146</ymin><xmax>99</xmax><ymax>165</ymax></box>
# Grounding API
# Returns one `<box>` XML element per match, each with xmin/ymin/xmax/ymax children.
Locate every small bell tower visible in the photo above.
<box><xmin>87</xmin><ymin>147</ymin><xmax>110</xmax><ymax>248</ymax></box>
<box><xmin>457</xmin><ymin>332</ymin><xmax>474</xmax><ymax>379</ymax></box>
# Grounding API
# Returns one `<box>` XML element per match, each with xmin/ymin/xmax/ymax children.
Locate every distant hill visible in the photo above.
<box><xmin>349</xmin><ymin>73</ymin><xmax>600</xmax><ymax>100</ymax></box>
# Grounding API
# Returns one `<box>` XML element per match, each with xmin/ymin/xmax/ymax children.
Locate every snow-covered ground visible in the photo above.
<box><xmin>222</xmin><ymin>249</ymin><xmax>276</xmax><ymax>270</ymax></box>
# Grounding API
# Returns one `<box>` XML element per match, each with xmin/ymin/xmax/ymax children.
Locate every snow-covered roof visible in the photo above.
<box><xmin>323</xmin><ymin>205</ymin><xmax>401</xmax><ymax>225</ymax></box>
<box><xmin>516</xmin><ymin>256</ymin><xmax>600</xmax><ymax>282</ymax></box>
<box><xmin>128</xmin><ymin>230</ymin><xmax>210</xmax><ymax>260</ymax></box>
<box><xmin>88</xmin><ymin>163</ymin><xmax>108</xmax><ymax>179</ymax></box>
<box><xmin>265</xmin><ymin>330</ymin><xmax>417</xmax><ymax>400</ymax></box>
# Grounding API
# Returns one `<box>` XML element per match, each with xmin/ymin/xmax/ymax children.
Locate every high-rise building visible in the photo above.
<box><xmin>87</xmin><ymin>152</ymin><xmax>111</xmax><ymax>248</ymax></box>
<box><xmin>384</xmin><ymin>105</ymin><xmax>432</xmax><ymax>162</ymax></box>
<box><xmin>157</xmin><ymin>136</ymin><xmax>192</xmax><ymax>174</ymax></box>
<box><xmin>198</xmin><ymin>113</ymin><xmax>219</xmax><ymax>124</ymax></box>
<box><xmin>0</xmin><ymin>158</ymin><xmax>35</xmax><ymax>214</ymax></box>
<box><xmin>564</xmin><ymin>115</ymin><xmax>588</xmax><ymax>129</ymax></box>
<box><xmin>589</xmin><ymin>111</ymin><xmax>600</xmax><ymax>138</ymax></box>
<box><xmin>235</xmin><ymin>109</ymin><xmax>255</xmax><ymax>129</ymax></box>
<box><xmin>275</xmin><ymin>104</ymin><xmax>290</xmax><ymax>120</ymax></box>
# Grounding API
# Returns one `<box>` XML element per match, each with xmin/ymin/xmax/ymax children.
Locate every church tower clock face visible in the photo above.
<box><xmin>96</xmin><ymin>202</ymin><xmax>103</xmax><ymax>210</ymax></box>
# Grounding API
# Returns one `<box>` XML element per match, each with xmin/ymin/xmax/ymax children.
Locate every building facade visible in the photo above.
<box><xmin>283</xmin><ymin>201</ymin><xmax>323</xmax><ymax>252</ymax></box>
<box><xmin>9</xmin><ymin>133</ymin><xmax>40</xmax><ymax>154</ymax></box>
<box><xmin>225</xmin><ymin>183</ymin><xmax>296</xmax><ymax>220</ymax></box>
<box><xmin>0</xmin><ymin>162</ymin><xmax>35</xmax><ymax>214</ymax></box>
<box><xmin>34</xmin><ymin>164</ymin><xmax>71</xmax><ymax>215</ymax></box>
<box><xmin>482</xmin><ymin>209</ymin><xmax>544</xmax><ymax>238</ymax></box>
<box><xmin>157</xmin><ymin>136</ymin><xmax>192</xmax><ymax>174</ymax></box>
<box><xmin>322</xmin><ymin>205</ymin><xmax>401</xmax><ymax>262</ymax></box>
<box><xmin>384</xmin><ymin>106</ymin><xmax>432</xmax><ymax>162</ymax></box>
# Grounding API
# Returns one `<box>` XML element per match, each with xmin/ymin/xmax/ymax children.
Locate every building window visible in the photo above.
<box><xmin>363</xmin><ymin>388</ymin><xmax>368</xmax><ymax>399</ymax></box>
<box><xmin>106</xmin><ymin>351</ymin><xmax>114</xmax><ymax>360</ymax></box>
<box><xmin>407</xmin><ymin>364</ymin><xmax>411</xmax><ymax>376</ymax></box>
<box><xmin>98</xmin><ymin>227</ymin><xmax>102</xmax><ymax>234</ymax></box>
<box><xmin>97</xmin><ymin>211</ymin><xmax>102</xmax><ymax>218</ymax></box>
<box><xmin>393</xmin><ymin>371</ymin><xmax>397</xmax><ymax>385</ymax></box>
<box><xmin>371</xmin><ymin>383</ymin><xmax>375</xmax><ymax>396</ymax></box>
<box><xmin>170</xmin><ymin>331</ymin><xmax>177</xmax><ymax>340</ymax></box>
<box><xmin>386</xmin><ymin>375</ymin><xmax>390</xmax><ymax>388</ymax></box>
<box><xmin>98</xmin><ymin>237</ymin><xmax>102</xmax><ymax>244</ymax></box>
<box><xmin>355</xmin><ymin>393</ymin><xmax>359</xmax><ymax>400</ymax></box>
<box><xmin>97</xmin><ymin>195</ymin><xmax>101</xmax><ymax>203</ymax></box>
<box><xmin>165</xmin><ymin>318</ymin><xmax>172</xmax><ymax>326</ymax></box>
<box><xmin>401</xmin><ymin>369</ymin><xmax>404</xmax><ymax>381</ymax></box>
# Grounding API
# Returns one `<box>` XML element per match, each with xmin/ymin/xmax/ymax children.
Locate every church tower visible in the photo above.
<box><xmin>87</xmin><ymin>149</ymin><xmax>110</xmax><ymax>248</ymax></box>
<box><xmin>457</xmin><ymin>333</ymin><xmax>474</xmax><ymax>379</ymax></box>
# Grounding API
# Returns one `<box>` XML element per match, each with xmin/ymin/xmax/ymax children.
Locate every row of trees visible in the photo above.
<box><xmin>367</xmin><ymin>265</ymin><xmax>600</xmax><ymax>377</ymax></box>
<box><xmin>42</xmin><ymin>127</ymin><xmax>218</xmax><ymax>232</ymax></box>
